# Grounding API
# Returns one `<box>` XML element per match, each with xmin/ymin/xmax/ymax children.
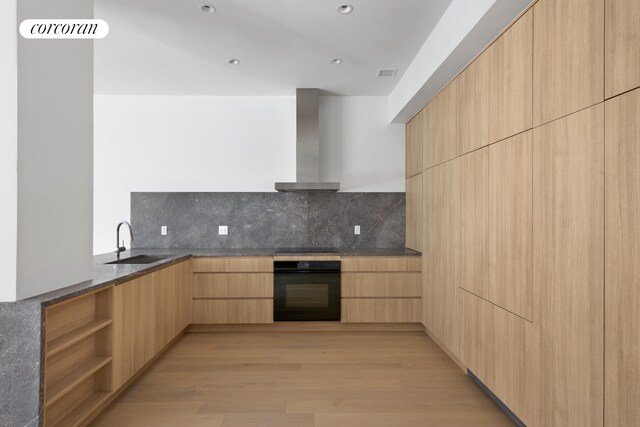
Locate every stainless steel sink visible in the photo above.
<box><xmin>105</xmin><ymin>255</ymin><xmax>169</xmax><ymax>265</ymax></box>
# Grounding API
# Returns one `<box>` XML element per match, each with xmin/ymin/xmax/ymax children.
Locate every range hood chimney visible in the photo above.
<box><xmin>275</xmin><ymin>89</ymin><xmax>340</xmax><ymax>192</ymax></box>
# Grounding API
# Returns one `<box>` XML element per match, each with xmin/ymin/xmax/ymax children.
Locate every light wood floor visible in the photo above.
<box><xmin>91</xmin><ymin>332</ymin><xmax>514</xmax><ymax>427</ymax></box>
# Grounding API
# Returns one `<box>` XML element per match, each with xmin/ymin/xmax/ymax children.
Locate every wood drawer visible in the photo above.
<box><xmin>193</xmin><ymin>273</ymin><xmax>273</xmax><ymax>298</ymax></box>
<box><xmin>192</xmin><ymin>257</ymin><xmax>273</xmax><ymax>273</ymax></box>
<box><xmin>341</xmin><ymin>298</ymin><xmax>421</xmax><ymax>323</ymax></box>
<box><xmin>341</xmin><ymin>272</ymin><xmax>421</xmax><ymax>297</ymax></box>
<box><xmin>192</xmin><ymin>299</ymin><xmax>273</xmax><ymax>324</ymax></box>
<box><xmin>341</xmin><ymin>256</ymin><xmax>421</xmax><ymax>272</ymax></box>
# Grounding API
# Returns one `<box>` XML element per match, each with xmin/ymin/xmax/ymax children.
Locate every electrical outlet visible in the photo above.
<box><xmin>218</xmin><ymin>225</ymin><xmax>228</xmax><ymax>235</ymax></box>
<box><xmin>161</xmin><ymin>226</ymin><xmax>167</xmax><ymax>236</ymax></box>
<box><xmin>354</xmin><ymin>225</ymin><xmax>361</xmax><ymax>235</ymax></box>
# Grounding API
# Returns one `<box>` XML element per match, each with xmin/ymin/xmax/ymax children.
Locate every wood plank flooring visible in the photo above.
<box><xmin>90</xmin><ymin>332</ymin><xmax>514</xmax><ymax>427</ymax></box>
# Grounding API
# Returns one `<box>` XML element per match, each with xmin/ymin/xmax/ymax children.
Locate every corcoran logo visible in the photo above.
<box><xmin>19</xmin><ymin>19</ymin><xmax>109</xmax><ymax>39</ymax></box>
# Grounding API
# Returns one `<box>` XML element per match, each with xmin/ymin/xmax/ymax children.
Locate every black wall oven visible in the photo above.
<box><xmin>274</xmin><ymin>260</ymin><xmax>341</xmax><ymax>321</ymax></box>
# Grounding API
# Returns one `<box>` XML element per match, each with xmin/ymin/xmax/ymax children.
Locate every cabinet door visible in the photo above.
<box><xmin>533</xmin><ymin>0</ymin><xmax>604</xmax><ymax>126</ymax></box>
<box><xmin>488</xmin><ymin>132</ymin><xmax>532</xmax><ymax>320</ymax></box>
<box><xmin>489</xmin><ymin>9</ymin><xmax>533</xmax><ymax>143</ymax></box>
<box><xmin>605</xmin><ymin>88</ymin><xmax>640</xmax><ymax>426</ymax></box>
<box><xmin>113</xmin><ymin>274</ymin><xmax>155</xmax><ymax>390</ymax></box>
<box><xmin>405</xmin><ymin>174</ymin><xmax>423</xmax><ymax>251</ymax></box>
<box><xmin>154</xmin><ymin>260</ymin><xmax>191</xmax><ymax>353</ymax></box>
<box><xmin>434</xmin><ymin>80</ymin><xmax>460</xmax><ymax>166</ymax></box>
<box><xmin>459</xmin><ymin>53</ymin><xmax>490</xmax><ymax>155</ymax></box>
<box><xmin>605</xmin><ymin>0</ymin><xmax>640</xmax><ymax>97</ymax></box>
<box><xmin>424</xmin><ymin>160</ymin><xmax>460</xmax><ymax>356</ymax></box>
<box><xmin>422</xmin><ymin>101</ymin><xmax>435</xmax><ymax>170</ymax></box>
<box><xmin>532</xmin><ymin>104</ymin><xmax>604</xmax><ymax>427</ymax></box>
<box><xmin>405</xmin><ymin>110</ymin><xmax>423</xmax><ymax>177</ymax></box>
<box><xmin>459</xmin><ymin>148</ymin><xmax>489</xmax><ymax>299</ymax></box>
<box><xmin>461</xmin><ymin>291</ymin><xmax>532</xmax><ymax>425</ymax></box>
<box><xmin>422</xmin><ymin>170</ymin><xmax>435</xmax><ymax>329</ymax></box>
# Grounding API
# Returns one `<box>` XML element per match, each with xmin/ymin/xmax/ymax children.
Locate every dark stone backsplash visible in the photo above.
<box><xmin>131</xmin><ymin>192</ymin><xmax>405</xmax><ymax>249</ymax></box>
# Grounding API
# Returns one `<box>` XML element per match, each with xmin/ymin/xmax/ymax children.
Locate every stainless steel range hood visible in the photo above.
<box><xmin>275</xmin><ymin>89</ymin><xmax>340</xmax><ymax>192</ymax></box>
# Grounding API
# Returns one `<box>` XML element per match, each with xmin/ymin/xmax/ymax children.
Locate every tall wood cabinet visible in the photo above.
<box><xmin>458</xmin><ymin>53</ymin><xmax>490</xmax><ymax>155</ymax></box>
<box><xmin>407</xmin><ymin>0</ymin><xmax>637</xmax><ymax>423</ymax></box>
<box><xmin>460</xmin><ymin>291</ymin><xmax>532</xmax><ymax>425</ymax></box>
<box><xmin>422</xmin><ymin>160</ymin><xmax>460</xmax><ymax>356</ymax></box>
<box><xmin>405</xmin><ymin>174</ymin><xmax>422</xmax><ymax>251</ymax></box>
<box><xmin>405</xmin><ymin>111</ymin><xmax>423</xmax><ymax>177</ymax></box>
<box><xmin>488</xmin><ymin>132</ymin><xmax>532</xmax><ymax>320</ymax></box>
<box><xmin>605</xmin><ymin>0</ymin><xmax>640</xmax><ymax>98</ymax></box>
<box><xmin>531</xmin><ymin>104</ymin><xmax>604</xmax><ymax>427</ymax></box>
<box><xmin>533</xmin><ymin>0</ymin><xmax>604</xmax><ymax>126</ymax></box>
<box><xmin>424</xmin><ymin>81</ymin><xmax>459</xmax><ymax>168</ymax></box>
<box><xmin>459</xmin><ymin>148</ymin><xmax>488</xmax><ymax>299</ymax></box>
<box><xmin>605</xmin><ymin>88</ymin><xmax>640</xmax><ymax>426</ymax></box>
<box><xmin>488</xmin><ymin>9</ymin><xmax>532</xmax><ymax>143</ymax></box>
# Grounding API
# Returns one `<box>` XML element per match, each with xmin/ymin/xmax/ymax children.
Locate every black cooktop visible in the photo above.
<box><xmin>275</xmin><ymin>247</ymin><xmax>340</xmax><ymax>254</ymax></box>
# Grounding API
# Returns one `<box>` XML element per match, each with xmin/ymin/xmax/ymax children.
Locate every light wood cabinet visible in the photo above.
<box><xmin>460</xmin><ymin>291</ymin><xmax>532</xmax><ymax>425</ymax></box>
<box><xmin>44</xmin><ymin>287</ymin><xmax>113</xmax><ymax>427</ymax></box>
<box><xmin>192</xmin><ymin>256</ymin><xmax>274</xmax><ymax>324</ymax></box>
<box><xmin>192</xmin><ymin>257</ymin><xmax>273</xmax><ymax>273</ymax></box>
<box><xmin>341</xmin><ymin>256</ymin><xmax>421</xmax><ymax>272</ymax></box>
<box><xmin>435</xmin><ymin>80</ymin><xmax>460</xmax><ymax>166</ymax></box>
<box><xmin>341</xmin><ymin>299</ymin><xmax>421</xmax><ymax>323</ymax></box>
<box><xmin>113</xmin><ymin>274</ymin><xmax>154</xmax><ymax>390</ymax></box>
<box><xmin>192</xmin><ymin>299</ymin><xmax>273</xmax><ymax>324</ymax></box>
<box><xmin>605</xmin><ymin>0</ymin><xmax>640</xmax><ymax>98</ymax></box>
<box><xmin>531</xmin><ymin>104</ymin><xmax>604</xmax><ymax>427</ymax></box>
<box><xmin>459</xmin><ymin>148</ymin><xmax>489</xmax><ymax>299</ymax></box>
<box><xmin>342</xmin><ymin>272</ymin><xmax>421</xmax><ymax>298</ymax></box>
<box><xmin>423</xmin><ymin>82</ymin><xmax>459</xmax><ymax>169</ymax></box>
<box><xmin>113</xmin><ymin>260</ymin><xmax>191</xmax><ymax>390</ymax></box>
<box><xmin>605</xmin><ymin>88</ymin><xmax>640</xmax><ymax>426</ymax></box>
<box><xmin>488</xmin><ymin>131</ymin><xmax>532</xmax><ymax>320</ymax></box>
<box><xmin>193</xmin><ymin>273</ymin><xmax>273</xmax><ymax>298</ymax></box>
<box><xmin>422</xmin><ymin>160</ymin><xmax>460</xmax><ymax>356</ymax></box>
<box><xmin>405</xmin><ymin>174</ymin><xmax>422</xmax><ymax>251</ymax></box>
<box><xmin>153</xmin><ymin>260</ymin><xmax>192</xmax><ymax>353</ymax></box>
<box><xmin>533</xmin><ymin>0</ymin><xmax>604</xmax><ymax>126</ymax></box>
<box><xmin>422</xmin><ymin>170</ymin><xmax>435</xmax><ymax>330</ymax></box>
<box><xmin>459</xmin><ymin>52</ymin><xmax>490</xmax><ymax>155</ymax></box>
<box><xmin>341</xmin><ymin>256</ymin><xmax>421</xmax><ymax>323</ymax></box>
<box><xmin>422</xmin><ymin>101</ymin><xmax>435</xmax><ymax>170</ymax></box>
<box><xmin>488</xmin><ymin>9</ymin><xmax>533</xmax><ymax>143</ymax></box>
<box><xmin>405</xmin><ymin>110</ymin><xmax>423</xmax><ymax>177</ymax></box>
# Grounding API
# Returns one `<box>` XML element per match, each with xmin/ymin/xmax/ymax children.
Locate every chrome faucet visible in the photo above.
<box><xmin>115</xmin><ymin>221</ymin><xmax>134</xmax><ymax>260</ymax></box>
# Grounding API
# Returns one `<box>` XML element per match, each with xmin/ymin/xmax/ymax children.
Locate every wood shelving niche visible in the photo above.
<box><xmin>44</xmin><ymin>287</ymin><xmax>114</xmax><ymax>427</ymax></box>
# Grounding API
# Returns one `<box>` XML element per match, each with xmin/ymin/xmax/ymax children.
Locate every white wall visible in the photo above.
<box><xmin>0</xmin><ymin>0</ymin><xmax>18</xmax><ymax>302</ymax></box>
<box><xmin>16</xmin><ymin>0</ymin><xmax>94</xmax><ymax>299</ymax></box>
<box><xmin>93</xmin><ymin>95</ymin><xmax>404</xmax><ymax>254</ymax></box>
<box><xmin>320</xmin><ymin>96</ymin><xmax>405</xmax><ymax>192</ymax></box>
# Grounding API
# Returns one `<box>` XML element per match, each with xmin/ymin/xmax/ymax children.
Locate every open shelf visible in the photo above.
<box><xmin>46</xmin><ymin>319</ymin><xmax>113</xmax><ymax>357</ymax></box>
<box><xmin>51</xmin><ymin>391</ymin><xmax>111</xmax><ymax>427</ymax></box>
<box><xmin>44</xmin><ymin>287</ymin><xmax>114</xmax><ymax>426</ymax></box>
<box><xmin>46</xmin><ymin>356</ymin><xmax>112</xmax><ymax>407</ymax></box>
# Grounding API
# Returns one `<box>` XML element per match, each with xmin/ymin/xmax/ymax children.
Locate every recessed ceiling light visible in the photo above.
<box><xmin>330</xmin><ymin>58</ymin><xmax>343</xmax><ymax>65</ymax></box>
<box><xmin>200</xmin><ymin>3</ymin><xmax>216</xmax><ymax>13</ymax></box>
<box><xmin>336</xmin><ymin>4</ymin><xmax>354</xmax><ymax>14</ymax></box>
<box><xmin>227</xmin><ymin>58</ymin><xmax>240</xmax><ymax>65</ymax></box>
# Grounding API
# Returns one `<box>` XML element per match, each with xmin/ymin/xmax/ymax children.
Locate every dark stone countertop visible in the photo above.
<box><xmin>26</xmin><ymin>247</ymin><xmax>421</xmax><ymax>307</ymax></box>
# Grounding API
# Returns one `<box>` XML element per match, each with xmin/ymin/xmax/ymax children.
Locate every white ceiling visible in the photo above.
<box><xmin>94</xmin><ymin>0</ymin><xmax>453</xmax><ymax>96</ymax></box>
